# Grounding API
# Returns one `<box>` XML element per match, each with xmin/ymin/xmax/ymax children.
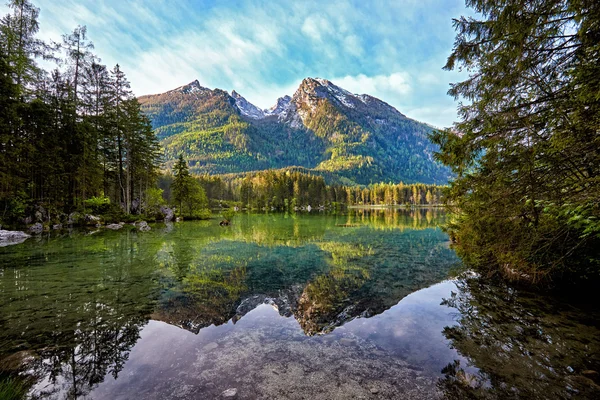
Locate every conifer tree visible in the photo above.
<box><xmin>431</xmin><ymin>0</ymin><xmax>600</xmax><ymax>284</ymax></box>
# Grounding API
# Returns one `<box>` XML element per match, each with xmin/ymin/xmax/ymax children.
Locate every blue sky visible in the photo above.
<box><xmin>2</xmin><ymin>0</ymin><xmax>471</xmax><ymax>128</ymax></box>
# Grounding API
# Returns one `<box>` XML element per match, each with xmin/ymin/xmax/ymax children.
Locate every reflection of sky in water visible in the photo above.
<box><xmin>91</xmin><ymin>280</ymin><xmax>471</xmax><ymax>399</ymax></box>
<box><xmin>2</xmin><ymin>211</ymin><xmax>599</xmax><ymax>399</ymax></box>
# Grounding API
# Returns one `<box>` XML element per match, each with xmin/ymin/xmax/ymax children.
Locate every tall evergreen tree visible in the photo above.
<box><xmin>431</xmin><ymin>0</ymin><xmax>600</xmax><ymax>285</ymax></box>
<box><xmin>0</xmin><ymin>2</ymin><xmax>162</xmax><ymax>224</ymax></box>
<box><xmin>171</xmin><ymin>155</ymin><xmax>209</xmax><ymax>218</ymax></box>
<box><xmin>0</xmin><ymin>0</ymin><xmax>46</xmax><ymax>95</ymax></box>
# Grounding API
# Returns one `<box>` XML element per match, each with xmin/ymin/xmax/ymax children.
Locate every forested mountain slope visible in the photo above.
<box><xmin>139</xmin><ymin>78</ymin><xmax>451</xmax><ymax>185</ymax></box>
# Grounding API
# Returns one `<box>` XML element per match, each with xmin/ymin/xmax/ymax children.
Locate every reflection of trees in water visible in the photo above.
<box><xmin>295</xmin><ymin>229</ymin><xmax>457</xmax><ymax>335</ymax></box>
<box><xmin>348</xmin><ymin>208</ymin><xmax>446</xmax><ymax>231</ymax></box>
<box><xmin>439</xmin><ymin>277</ymin><xmax>600</xmax><ymax>399</ymax></box>
<box><xmin>153</xmin><ymin>221</ymin><xmax>457</xmax><ymax>336</ymax></box>
<box><xmin>152</xmin><ymin>265</ymin><xmax>248</xmax><ymax>333</ymax></box>
<box><xmin>296</xmin><ymin>242</ymin><xmax>372</xmax><ymax>335</ymax></box>
<box><xmin>0</xmin><ymin>214</ymin><xmax>456</xmax><ymax>397</ymax></box>
<box><xmin>0</xmin><ymin>230</ymin><xmax>161</xmax><ymax>399</ymax></box>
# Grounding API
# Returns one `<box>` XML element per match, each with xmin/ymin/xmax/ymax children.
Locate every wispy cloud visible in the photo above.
<box><xmin>0</xmin><ymin>0</ymin><xmax>469</xmax><ymax>127</ymax></box>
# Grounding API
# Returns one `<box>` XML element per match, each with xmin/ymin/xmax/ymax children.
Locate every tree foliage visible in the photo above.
<box><xmin>0</xmin><ymin>1</ymin><xmax>161</xmax><ymax>224</ymax></box>
<box><xmin>172</xmin><ymin>155</ymin><xmax>210</xmax><ymax>219</ymax></box>
<box><xmin>431</xmin><ymin>0</ymin><xmax>600</xmax><ymax>285</ymax></box>
<box><xmin>139</xmin><ymin>79</ymin><xmax>451</xmax><ymax>186</ymax></box>
<box><xmin>166</xmin><ymin>169</ymin><xmax>444</xmax><ymax>211</ymax></box>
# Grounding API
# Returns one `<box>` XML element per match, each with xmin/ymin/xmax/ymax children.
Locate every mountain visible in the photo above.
<box><xmin>138</xmin><ymin>78</ymin><xmax>451</xmax><ymax>185</ymax></box>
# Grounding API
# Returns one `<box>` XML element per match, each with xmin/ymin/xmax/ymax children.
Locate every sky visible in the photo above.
<box><xmin>1</xmin><ymin>0</ymin><xmax>472</xmax><ymax>128</ymax></box>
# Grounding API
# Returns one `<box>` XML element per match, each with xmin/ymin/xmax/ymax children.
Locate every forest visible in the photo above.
<box><xmin>0</xmin><ymin>1</ymin><xmax>160</xmax><ymax>224</ymax></box>
<box><xmin>158</xmin><ymin>168</ymin><xmax>444</xmax><ymax>212</ymax></box>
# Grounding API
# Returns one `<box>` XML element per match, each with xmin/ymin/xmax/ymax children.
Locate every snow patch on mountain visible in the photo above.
<box><xmin>313</xmin><ymin>78</ymin><xmax>358</xmax><ymax>109</ymax></box>
<box><xmin>265</xmin><ymin>95</ymin><xmax>292</xmax><ymax>117</ymax></box>
<box><xmin>171</xmin><ymin>80</ymin><xmax>209</xmax><ymax>96</ymax></box>
<box><xmin>231</xmin><ymin>90</ymin><xmax>265</xmax><ymax>119</ymax></box>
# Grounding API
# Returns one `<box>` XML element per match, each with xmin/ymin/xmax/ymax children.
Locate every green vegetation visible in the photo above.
<box><xmin>138</xmin><ymin>78</ymin><xmax>451</xmax><ymax>186</ymax></box>
<box><xmin>432</xmin><ymin>0</ymin><xmax>600</xmax><ymax>286</ymax></box>
<box><xmin>0</xmin><ymin>377</ymin><xmax>28</xmax><ymax>400</ymax></box>
<box><xmin>159</xmin><ymin>168</ymin><xmax>445</xmax><ymax>211</ymax></box>
<box><xmin>0</xmin><ymin>1</ymin><xmax>161</xmax><ymax>225</ymax></box>
<box><xmin>172</xmin><ymin>155</ymin><xmax>211</xmax><ymax>219</ymax></box>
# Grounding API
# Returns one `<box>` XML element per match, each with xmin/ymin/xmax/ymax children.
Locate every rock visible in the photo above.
<box><xmin>34</xmin><ymin>205</ymin><xmax>47</xmax><ymax>222</ymax></box>
<box><xmin>0</xmin><ymin>230</ymin><xmax>31</xmax><ymax>247</ymax></box>
<box><xmin>106</xmin><ymin>223</ymin><xmax>123</xmax><ymax>230</ymax></box>
<box><xmin>84</xmin><ymin>214</ymin><xmax>101</xmax><ymax>225</ymax></box>
<box><xmin>370</xmin><ymin>388</ymin><xmax>379</xmax><ymax>394</ymax></box>
<box><xmin>131</xmin><ymin>199</ymin><xmax>140</xmax><ymax>214</ymax></box>
<box><xmin>203</xmin><ymin>342</ymin><xmax>219</xmax><ymax>351</ymax></box>
<box><xmin>160</xmin><ymin>206</ymin><xmax>174</xmax><ymax>222</ymax></box>
<box><xmin>221</xmin><ymin>388</ymin><xmax>238</xmax><ymax>398</ymax></box>
<box><xmin>52</xmin><ymin>224</ymin><xmax>62</xmax><ymax>230</ymax></box>
<box><xmin>137</xmin><ymin>221</ymin><xmax>151</xmax><ymax>232</ymax></box>
<box><xmin>220</xmin><ymin>219</ymin><xmax>230</xmax><ymax>226</ymax></box>
<box><xmin>68</xmin><ymin>212</ymin><xmax>82</xmax><ymax>225</ymax></box>
<box><xmin>29</xmin><ymin>223</ymin><xmax>43</xmax><ymax>234</ymax></box>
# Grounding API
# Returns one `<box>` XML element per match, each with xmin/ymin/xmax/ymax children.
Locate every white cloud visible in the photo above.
<box><xmin>333</xmin><ymin>72</ymin><xmax>412</xmax><ymax>97</ymax></box>
<box><xmin>0</xmin><ymin>0</ymin><xmax>469</xmax><ymax>127</ymax></box>
<box><xmin>301</xmin><ymin>15</ymin><xmax>333</xmax><ymax>42</ymax></box>
<box><xmin>404</xmin><ymin>106</ymin><xmax>458</xmax><ymax>129</ymax></box>
<box><xmin>343</xmin><ymin>35</ymin><xmax>363</xmax><ymax>57</ymax></box>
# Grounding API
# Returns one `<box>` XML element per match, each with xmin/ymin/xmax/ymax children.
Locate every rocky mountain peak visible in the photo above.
<box><xmin>170</xmin><ymin>79</ymin><xmax>208</xmax><ymax>95</ymax></box>
<box><xmin>266</xmin><ymin>95</ymin><xmax>291</xmax><ymax>115</ymax></box>
<box><xmin>231</xmin><ymin>90</ymin><xmax>265</xmax><ymax>120</ymax></box>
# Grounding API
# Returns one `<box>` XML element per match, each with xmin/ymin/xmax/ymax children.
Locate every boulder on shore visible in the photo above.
<box><xmin>0</xmin><ymin>230</ymin><xmax>31</xmax><ymax>247</ymax></box>
<box><xmin>137</xmin><ymin>221</ymin><xmax>151</xmax><ymax>232</ymax></box>
<box><xmin>84</xmin><ymin>214</ymin><xmax>101</xmax><ymax>225</ymax></box>
<box><xmin>160</xmin><ymin>206</ymin><xmax>174</xmax><ymax>222</ymax></box>
<box><xmin>68</xmin><ymin>212</ymin><xmax>82</xmax><ymax>225</ymax></box>
<box><xmin>34</xmin><ymin>205</ymin><xmax>48</xmax><ymax>222</ymax></box>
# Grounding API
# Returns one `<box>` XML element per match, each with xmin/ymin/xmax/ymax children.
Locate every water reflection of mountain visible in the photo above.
<box><xmin>152</xmin><ymin>218</ymin><xmax>457</xmax><ymax>336</ymax></box>
<box><xmin>0</xmin><ymin>210</ymin><xmax>455</xmax><ymax>398</ymax></box>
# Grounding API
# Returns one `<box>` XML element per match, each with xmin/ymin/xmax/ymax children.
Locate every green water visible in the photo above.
<box><xmin>0</xmin><ymin>210</ymin><xmax>599</xmax><ymax>399</ymax></box>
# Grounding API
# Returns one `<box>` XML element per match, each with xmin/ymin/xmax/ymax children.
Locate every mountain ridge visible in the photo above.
<box><xmin>138</xmin><ymin>77</ymin><xmax>451</xmax><ymax>185</ymax></box>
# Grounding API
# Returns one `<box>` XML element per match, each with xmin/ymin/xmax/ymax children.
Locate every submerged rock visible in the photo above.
<box><xmin>29</xmin><ymin>223</ymin><xmax>43</xmax><ymax>234</ymax></box>
<box><xmin>137</xmin><ymin>221</ymin><xmax>151</xmax><ymax>232</ymax></box>
<box><xmin>106</xmin><ymin>223</ymin><xmax>124</xmax><ymax>230</ymax></box>
<box><xmin>221</xmin><ymin>388</ymin><xmax>238</xmax><ymax>398</ymax></box>
<box><xmin>52</xmin><ymin>224</ymin><xmax>62</xmax><ymax>230</ymax></box>
<box><xmin>0</xmin><ymin>230</ymin><xmax>31</xmax><ymax>247</ymax></box>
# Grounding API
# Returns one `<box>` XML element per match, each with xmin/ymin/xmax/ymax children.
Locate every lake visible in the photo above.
<box><xmin>1</xmin><ymin>210</ymin><xmax>599</xmax><ymax>399</ymax></box>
